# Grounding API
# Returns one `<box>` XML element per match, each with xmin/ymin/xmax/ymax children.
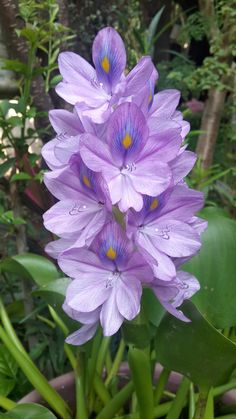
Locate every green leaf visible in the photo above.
<box><xmin>33</xmin><ymin>278</ymin><xmax>74</xmax><ymax>328</ymax></box>
<box><xmin>7</xmin><ymin>117</ymin><xmax>23</xmax><ymax>127</ymax></box>
<box><xmin>147</xmin><ymin>6</ymin><xmax>165</xmax><ymax>50</ymax></box>
<box><xmin>142</xmin><ymin>288</ymin><xmax>165</xmax><ymax>327</ymax></box>
<box><xmin>0</xmin><ymin>253</ymin><xmax>59</xmax><ymax>286</ymax></box>
<box><xmin>122</xmin><ymin>322</ymin><xmax>152</xmax><ymax>349</ymax></box>
<box><xmin>0</xmin><ymin>159</ymin><xmax>15</xmax><ymax>178</ymax></box>
<box><xmin>0</xmin><ymin>378</ymin><xmax>15</xmax><ymax>397</ymax></box>
<box><xmin>0</xmin><ymin>345</ymin><xmax>18</xmax><ymax>378</ymax></box>
<box><xmin>0</xmin><ymin>100</ymin><xmax>11</xmax><ymax>116</ymax></box>
<box><xmin>184</xmin><ymin>207</ymin><xmax>236</xmax><ymax>328</ymax></box>
<box><xmin>156</xmin><ymin>302</ymin><xmax>236</xmax><ymax>389</ymax></box>
<box><xmin>10</xmin><ymin>172</ymin><xmax>32</xmax><ymax>182</ymax></box>
<box><xmin>0</xmin><ymin>403</ymin><xmax>57</xmax><ymax>418</ymax></box>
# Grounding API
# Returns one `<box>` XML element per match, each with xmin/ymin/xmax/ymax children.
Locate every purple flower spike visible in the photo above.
<box><xmin>80</xmin><ymin>102</ymin><xmax>175</xmax><ymax>211</ymax></box>
<box><xmin>42</xmin><ymin>26</ymin><xmax>207</xmax><ymax>345</ymax></box>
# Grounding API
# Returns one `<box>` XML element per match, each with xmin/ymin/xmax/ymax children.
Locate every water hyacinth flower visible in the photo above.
<box><xmin>42</xmin><ymin>26</ymin><xmax>207</xmax><ymax>345</ymax></box>
<box><xmin>59</xmin><ymin>222</ymin><xmax>153</xmax><ymax>337</ymax></box>
<box><xmin>56</xmin><ymin>27</ymin><xmax>157</xmax><ymax>123</ymax></box>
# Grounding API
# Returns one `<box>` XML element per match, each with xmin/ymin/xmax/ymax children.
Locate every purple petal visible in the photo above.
<box><xmin>92</xmin><ymin>27</ymin><xmax>126</xmax><ymax>93</ymax></box>
<box><xmin>65</xmin><ymin>277</ymin><xmax>110</xmax><ymax>312</ymax></box>
<box><xmin>130</xmin><ymin>159</ymin><xmax>172</xmax><ymax>197</ymax></box>
<box><xmin>100</xmin><ymin>288</ymin><xmax>124</xmax><ymax>336</ymax></box>
<box><xmin>41</xmin><ymin>138</ymin><xmax>62</xmax><ymax>170</ymax></box>
<box><xmin>58</xmin><ymin>51</ymin><xmax>95</xmax><ymax>83</ymax></box>
<box><xmin>49</xmin><ymin>109</ymin><xmax>84</xmax><ymax>135</ymax></box>
<box><xmin>140</xmin><ymin>129</ymin><xmax>182</xmax><ymax>163</ymax></box>
<box><xmin>56</xmin><ymin>81</ymin><xmax>109</xmax><ymax>107</ymax></box>
<box><xmin>136</xmin><ymin>232</ymin><xmax>176</xmax><ymax>281</ymax></box>
<box><xmin>157</xmin><ymin>185</ymin><xmax>204</xmax><ymax>222</ymax></box>
<box><xmin>189</xmin><ymin>216</ymin><xmax>208</xmax><ymax>235</ymax></box>
<box><xmin>58</xmin><ymin>248</ymin><xmax>111</xmax><ymax>279</ymax></box>
<box><xmin>169</xmin><ymin>150</ymin><xmax>197</xmax><ymax>184</ymax></box>
<box><xmin>66</xmin><ymin>323</ymin><xmax>98</xmax><ymax>346</ymax></box>
<box><xmin>106</xmin><ymin>102</ymin><xmax>148</xmax><ymax>165</ymax></box>
<box><xmin>144</xmin><ymin>219</ymin><xmax>201</xmax><ymax>258</ymax></box>
<box><xmin>116</xmin><ymin>174</ymin><xmax>143</xmax><ymax>212</ymax></box>
<box><xmin>123</xmin><ymin>251</ymin><xmax>153</xmax><ymax>283</ymax></box>
<box><xmin>125</xmin><ymin>56</ymin><xmax>155</xmax><ymax>96</ymax></box>
<box><xmin>116</xmin><ymin>277</ymin><xmax>142</xmax><ymax>320</ymax></box>
<box><xmin>45</xmin><ymin>238</ymin><xmax>76</xmax><ymax>258</ymax></box>
<box><xmin>63</xmin><ymin>302</ymin><xmax>100</xmax><ymax>324</ymax></box>
<box><xmin>43</xmin><ymin>198</ymin><xmax>106</xmax><ymax>240</ymax></box>
<box><xmin>150</xmin><ymin>89</ymin><xmax>180</xmax><ymax>118</ymax></box>
<box><xmin>54</xmin><ymin>135</ymin><xmax>81</xmax><ymax>165</ymax></box>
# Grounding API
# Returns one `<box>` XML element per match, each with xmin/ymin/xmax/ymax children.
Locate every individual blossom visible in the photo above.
<box><xmin>127</xmin><ymin>184</ymin><xmax>204</xmax><ymax>281</ymax></box>
<box><xmin>43</xmin><ymin>159</ymin><xmax>110</xmax><ymax>250</ymax></box>
<box><xmin>59</xmin><ymin>221</ymin><xmax>153</xmax><ymax>337</ymax></box>
<box><xmin>152</xmin><ymin>271</ymin><xmax>200</xmax><ymax>321</ymax></box>
<box><xmin>56</xmin><ymin>27</ymin><xmax>157</xmax><ymax>123</ymax></box>
<box><xmin>80</xmin><ymin>101</ymin><xmax>182</xmax><ymax>212</ymax></box>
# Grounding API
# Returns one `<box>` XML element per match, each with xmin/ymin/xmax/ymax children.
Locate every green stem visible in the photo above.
<box><xmin>166</xmin><ymin>377</ymin><xmax>190</xmax><ymax>419</ymax></box>
<box><xmin>105</xmin><ymin>339</ymin><xmax>125</xmax><ymax>386</ymax></box>
<box><xmin>96</xmin><ymin>381</ymin><xmax>134</xmax><ymax>419</ymax></box>
<box><xmin>0</xmin><ymin>325</ymin><xmax>72</xmax><ymax>419</ymax></box>
<box><xmin>189</xmin><ymin>383</ymin><xmax>196</xmax><ymax>419</ymax></box>
<box><xmin>96</xmin><ymin>336</ymin><xmax>111</xmax><ymax>376</ymax></box>
<box><xmin>94</xmin><ymin>372</ymin><xmax>111</xmax><ymax>405</ymax></box>
<box><xmin>193</xmin><ymin>388</ymin><xmax>210</xmax><ymax>419</ymax></box>
<box><xmin>75</xmin><ymin>351</ymin><xmax>88</xmax><ymax>419</ymax></box>
<box><xmin>0</xmin><ymin>396</ymin><xmax>17</xmax><ymax>411</ymax></box>
<box><xmin>153</xmin><ymin>368</ymin><xmax>170</xmax><ymax>405</ymax></box>
<box><xmin>128</xmin><ymin>346</ymin><xmax>154</xmax><ymax>419</ymax></box>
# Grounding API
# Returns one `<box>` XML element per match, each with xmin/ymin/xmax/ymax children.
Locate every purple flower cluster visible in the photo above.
<box><xmin>42</xmin><ymin>27</ymin><xmax>207</xmax><ymax>345</ymax></box>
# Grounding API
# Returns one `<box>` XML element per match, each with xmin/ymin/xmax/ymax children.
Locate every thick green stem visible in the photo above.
<box><xmin>128</xmin><ymin>346</ymin><xmax>154</xmax><ymax>419</ymax></box>
<box><xmin>193</xmin><ymin>388</ymin><xmax>211</xmax><ymax>419</ymax></box>
<box><xmin>75</xmin><ymin>352</ymin><xmax>88</xmax><ymax>419</ymax></box>
<box><xmin>154</xmin><ymin>368</ymin><xmax>170</xmax><ymax>405</ymax></box>
<box><xmin>94</xmin><ymin>372</ymin><xmax>111</xmax><ymax>405</ymax></box>
<box><xmin>96</xmin><ymin>336</ymin><xmax>111</xmax><ymax>376</ymax></box>
<box><xmin>0</xmin><ymin>396</ymin><xmax>16</xmax><ymax>411</ymax></box>
<box><xmin>105</xmin><ymin>339</ymin><xmax>125</xmax><ymax>386</ymax></box>
<box><xmin>96</xmin><ymin>381</ymin><xmax>134</xmax><ymax>419</ymax></box>
<box><xmin>166</xmin><ymin>377</ymin><xmax>190</xmax><ymax>419</ymax></box>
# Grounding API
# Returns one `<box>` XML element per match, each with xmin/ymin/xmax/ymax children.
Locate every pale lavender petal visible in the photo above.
<box><xmin>49</xmin><ymin>109</ymin><xmax>84</xmax><ymax>135</ymax></box>
<box><xmin>66</xmin><ymin>323</ymin><xmax>98</xmax><ymax>345</ymax></box>
<box><xmin>157</xmin><ymin>186</ymin><xmax>204</xmax><ymax>222</ymax></box>
<box><xmin>136</xmin><ymin>232</ymin><xmax>176</xmax><ymax>281</ymax></box>
<box><xmin>41</xmin><ymin>138</ymin><xmax>62</xmax><ymax>170</ymax></box>
<box><xmin>65</xmin><ymin>278</ymin><xmax>110</xmax><ymax>312</ymax></box>
<box><xmin>123</xmin><ymin>251</ymin><xmax>153</xmax><ymax>283</ymax></box>
<box><xmin>58</xmin><ymin>51</ymin><xmax>95</xmax><ymax>83</ymax></box>
<box><xmin>145</xmin><ymin>219</ymin><xmax>201</xmax><ymax>257</ymax></box>
<box><xmin>116</xmin><ymin>277</ymin><xmax>142</xmax><ymax>320</ymax></box>
<box><xmin>150</xmin><ymin>89</ymin><xmax>180</xmax><ymax>118</ymax></box>
<box><xmin>130</xmin><ymin>159</ymin><xmax>172</xmax><ymax>197</ymax></box>
<box><xmin>189</xmin><ymin>216</ymin><xmax>208</xmax><ymax>235</ymax></box>
<box><xmin>125</xmin><ymin>56</ymin><xmax>155</xmax><ymax>96</ymax></box>
<box><xmin>56</xmin><ymin>81</ymin><xmax>109</xmax><ymax>107</ymax></box>
<box><xmin>100</xmin><ymin>288</ymin><xmax>124</xmax><ymax>336</ymax></box>
<box><xmin>45</xmin><ymin>238</ymin><xmax>76</xmax><ymax>258</ymax></box>
<box><xmin>63</xmin><ymin>302</ymin><xmax>100</xmax><ymax>324</ymax></box>
<box><xmin>92</xmin><ymin>27</ymin><xmax>126</xmax><ymax>93</ymax></box>
<box><xmin>140</xmin><ymin>129</ymin><xmax>182</xmax><ymax>163</ymax></box>
<box><xmin>54</xmin><ymin>135</ymin><xmax>81</xmax><ymax>165</ymax></box>
<box><xmin>117</xmin><ymin>175</ymin><xmax>143</xmax><ymax>212</ymax></box>
<box><xmin>169</xmin><ymin>150</ymin><xmax>197</xmax><ymax>184</ymax></box>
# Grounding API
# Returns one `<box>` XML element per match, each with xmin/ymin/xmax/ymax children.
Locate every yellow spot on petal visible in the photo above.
<box><xmin>150</xmin><ymin>198</ymin><xmax>158</xmax><ymax>210</ymax></box>
<box><xmin>83</xmin><ymin>175</ymin><xmax>91</xmax><ymax>188</ymax></box>
<box><xmin>101</xmin><ymin>56</ymin><xmax>110</xmax><ymax>73</ymax></box>
<box><xmin>148</xmin><ymin>92</ymin><xmax>153</xmax><ymax>104</ymax></box>
<box><xmin>106</xmin><ymin>246</ymin><xmax>117</xmax><ymax>260</ymax></box>
<box><xmin>122</xmin><ymin>133</ymin><xmax>132</xmax><ymax>149</ymax></box>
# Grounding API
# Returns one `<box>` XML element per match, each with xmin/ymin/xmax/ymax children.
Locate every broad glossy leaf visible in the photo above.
<box><xmin>0</xmin><ymin>345</ymin><xmax>18</xmax><ymax>378</ymax></box>
<box><xmin>142</xmin><ymin>288</ymin><xmax>165</xmax><ymax>327</ymax></box>
<box><xmin>0</xmin><ymin>378</ymin><xmax>15</xmax><ymax>396</ymax></box>
<box><xmin>0</xmin><ymin>403</ymin><xmax>57</xmax><ymax>418</ymax></box>
<box><xmin>156</xmin><ymin>302</ymin><xmax>236</xmax><ymax>389</ymax></box>
<box><xmin>0</xmin><ymin>253</ymin><xmax>59</xmax><ymax>286</ymax></box>
<box><xmin>184</xmin><ymin>207</ymin><xmax>236</xmax><ymax>328</ymax></box>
